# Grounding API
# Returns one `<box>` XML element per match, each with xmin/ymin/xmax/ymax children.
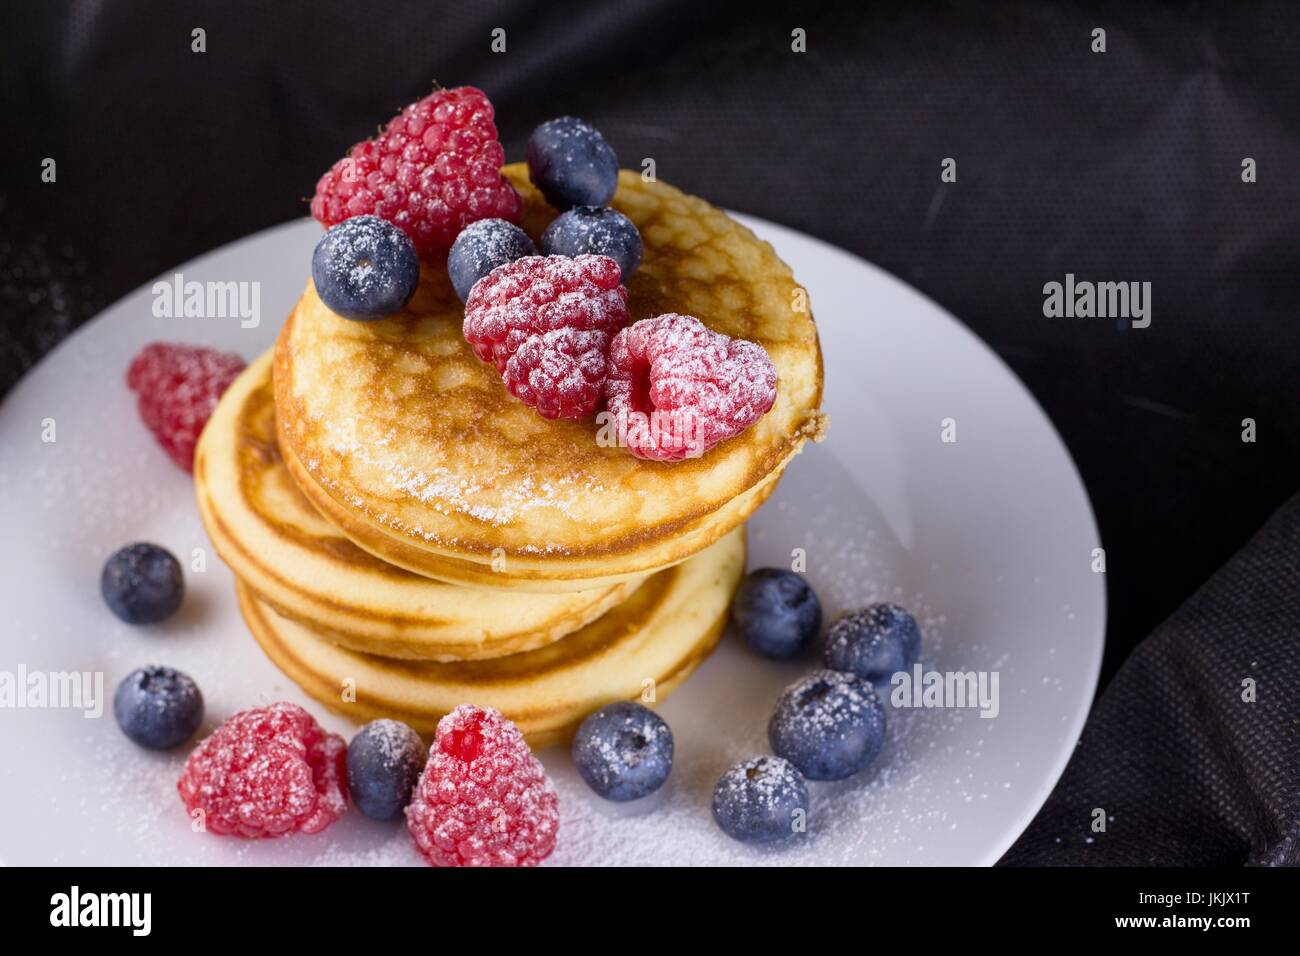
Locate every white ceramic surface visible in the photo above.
<box><xmin>0</xmin><ymin>215</ymin><xmax>1104</xmax><ymax>865</ymax></box>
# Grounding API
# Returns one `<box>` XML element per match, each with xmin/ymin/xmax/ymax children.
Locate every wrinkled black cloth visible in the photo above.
<box><xmin>2</xmin><ymin>2</ymin><xmax>1298</xmax><ymax>866</ymax></box>
<box><xmin>1003</xmin><ymin>493</ymin><xmax>1300</xmax><ymax>865</ymax></box>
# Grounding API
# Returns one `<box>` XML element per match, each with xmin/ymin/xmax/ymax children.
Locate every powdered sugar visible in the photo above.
<box><xmin>360</xmin><ymin>718</ymin><xmax>423</xmax><ymax>766</ymax></box>
<box><xmin>321</xmin><ymin>446</ymin><xmax>605</xmax><ymax>538</ymax></box>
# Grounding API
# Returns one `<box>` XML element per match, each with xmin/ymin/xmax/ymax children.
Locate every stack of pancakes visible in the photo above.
<box><xmin>195</xmin><ymin>166</ymin><xmax>825</xmax><ymax>746</ymax></box>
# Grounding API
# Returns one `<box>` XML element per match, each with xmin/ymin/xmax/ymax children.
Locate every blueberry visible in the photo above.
<box><xmin>730</xmin><ymin>568</ymin><xmax>822</xmax><ymax>660</ymax></box>
<box><xmin>311</xmin><ymin>215</ymin><xmax>420</xmax><ymax>321</ymax></box>
<box><xmin>823</xmin><ymin>602</ymin><xmax>922</xmax><ymax>684</ymax></box>
<box><xmin>448</xmin><ymin>218</ymin><xmax>537</xmax><ymax>302</ymax></box>
<box><xmin>541</xmin><ymin>206</ymin><xmax>643</xmax><ymax>280</ymax></box>
<box><xmin>768</xmin><ymin>670</ymin><xmax>886</xmax><ymax>781</ymax></box>
<box><xmin>346</xmin><ymin>719</ymin><xmax>427</xmax><ymax>821</ymax></box>
<box><xmin>572</xmin><ymin>701</ymin><xmax>673</xmax><ymax>801</ymax></box>
<box><xmin>101</xmin><ymin>542</ymin><xmax>184</xmax><ymax>625</ymax></box>
<box><xmin>113</xmin><ymin>665</ymin><xmax>203</xmax><ymax>749</ymax></box>
<box><xmin>711</xmin><ymin>756</ymin><xmax>809</xmax><ymax>844</ymax></box>
<box><xmin>526</xmin><ymin>116</ymin><xmax>619</xmax><ymax>210</ymax></box>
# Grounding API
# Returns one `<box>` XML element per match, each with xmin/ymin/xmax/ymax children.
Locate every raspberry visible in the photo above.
<box><xmin>177</xmin><ymin>702</ymin><xmax>348</xmax><ymax>838</ymax></box>
<box><xmin>605</xmin><ymin>314</ymin><xmax>778</xmax><ymax>461</ymax></box>
<box><xmin>126</xmin><ymin>342</ymin><xmax>246</xmax><ymax>472</ymax></box>
<box><xmin>405</xmin><ymin>705</ymin><xmax>559</xmax><ymax>867</ymax></box>
<box><xmin>463</xmin><ymin>255</ymin><xmax>628</xmax><ymax>419</ymax></box>
<box><xmin>310</xmin><ymin>86</ymin><xmax>522</xmax><ymax>260</ymax></box>
<box><xmin>505</xmin><ymin>328</ymin><xmax>609</xmax><ymax>420</ymax></box>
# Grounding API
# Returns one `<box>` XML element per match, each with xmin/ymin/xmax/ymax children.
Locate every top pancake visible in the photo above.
<box><xmin>275</xmin><ymin>164</ymin><xmax>824</xmax><ymax>588</ymax></box>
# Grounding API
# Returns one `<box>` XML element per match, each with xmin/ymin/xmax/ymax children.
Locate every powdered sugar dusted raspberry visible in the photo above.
<box><xmin>310</xmin><ymin>86</ymin><xmax>521</xmax><ymax>260</ymax></box>
<box><xmin>605</xmin><ymin>313</ymin><xmax>778</xmax><ymax>461</ymax></box>
<box><xmin>177</xmin><ymin>702</ymin><xmax>348</xmax><ymax>838</ymax></box>
<box><xmin>405</xmin><ymin>705</ymin><xmax>559</xmax><ymax>867</ymax></box>
<box><xmin>126</xmin><ymin>342</ymin><xmax>246</xmax><ymax>472</ymax></box>
<box><xmin>506</xmin><ymin>327</ymin><xmax>610</xmax><ymax>419</ymax></box>
<box><xmin>463</xmin><ymin>255</ymin><xmax>628</xmax><ymax>419</ymax></box>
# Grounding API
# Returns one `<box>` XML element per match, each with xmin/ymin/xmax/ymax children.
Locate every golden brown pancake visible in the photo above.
<box><xmin>238</xmin><ymin>528</ymin><xmax>746</xmax><ymax>748</ymax></box>
<box><xmin>196</xmin><ymin>351</ymin><xmax>642</xmax><ymax>660</ymax></box>
<box><xmin>275</xmin><ymin>164</ymin><xmax>824</xmax><ymax>592</ymax></box>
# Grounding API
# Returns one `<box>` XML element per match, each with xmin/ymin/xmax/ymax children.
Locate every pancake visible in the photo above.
<box><xmin>275</xmin><ymin>164</ymin><xmax>825</xmax><ymax>592</ymax></box>
<box><xmin>238</xmin><ymin>528</ymin><xmax>746</xmax><ymax>748</ymax></box>
<box><xmin>196</xmin><ymin>351</ymin><xmax>642</xmax><ymax>661</ymax></box>
<box><xmin>280</xmin><ymin>423</ymin><xmax>784</xmax><ymax>593</ymax></box>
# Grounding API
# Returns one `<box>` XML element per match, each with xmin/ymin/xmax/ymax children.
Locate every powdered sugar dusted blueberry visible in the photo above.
<box><xmin>312</xmin><ymin>216</ymin><xmax>420</xmax><ymax>321</ymax></box>
<box><xmin>526</xmin><ymin>116</ymin><xmax>619</xmax><ymax>210</ymax></box>
<box><xmin>101</xmin><ymin>542</ymin><xmax>184</xmax><ymax>625</ymax></box>
<box><xmin>346</xmin><ymin>719</ymin><xmax>427</xmax><ymax>822</ymax></box>
<box><xmin>823</xmin><ymin>603</ymin><xmax>922</xmax><ymax>684</ymax></box>
<box><xmin>405</xmin><ymin>705</ymin><xmax>558</xmax><ymax>867</ymax></box>
<box><xmin>113</xmin><ymin>665</ymin><xmax>203</xmax><ymax>750</ymax></box>
<box><xmin>463</xmin><ymin>255</ymin><xmax>628</xmax><ymax>419</ymax></box>
<box><xmin>177</xmin><ymin>701</ymin><xmax>348</xmax><ymax>838</ymax></box>
<box><xmin>768</xmin><ymin>670</ymin><xmax>886</xmax><ymax>782</ymax></box>
<box><xmin>712</xmin><ymin>756</ymin><xmax>809</xmax><ymax>844</ymax></box>
<box><xmin>732</xmin><ymin>568</ymin><xmax>822</xmax><ymax>659</ymax></box>
<box><xmin>448</xmin><ymin>218</ymin><xmax>537</xmax><ymax>302</ymax></box>
<box><xmin>572</xmin><ymin>701</ymin><xmax>673</xmax><ymax>802</ymax></box>
<box><xmin>605</xmin><ymin>313</ymin><xmax>778</xmax><ymax>461</ymax></box>
<box><xmin>542</xmin><ymin>205</ymin><xmax>642</xmax><ymax>280</ymax></box>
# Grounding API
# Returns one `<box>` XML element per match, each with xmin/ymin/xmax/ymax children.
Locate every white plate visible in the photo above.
<box><xmin>0</xmin><ymin>216</ymin><xmax>1103</xmax><ymax>866</ymax></box>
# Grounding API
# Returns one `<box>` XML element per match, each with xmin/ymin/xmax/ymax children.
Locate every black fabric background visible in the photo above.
<box><xmin>1003</xmin><ymin>491</ymin><xmax>1300</xmax><ymax>866</ymax></box>
<box><xmin>1</xmin><ymin>1</ymin><xmax>1297</xmax><ymax>864</ymax></box>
